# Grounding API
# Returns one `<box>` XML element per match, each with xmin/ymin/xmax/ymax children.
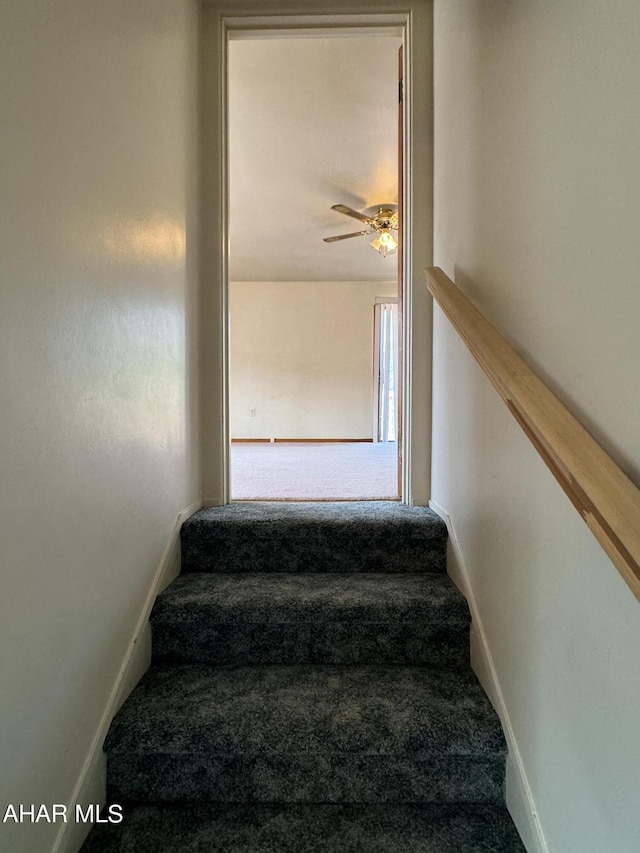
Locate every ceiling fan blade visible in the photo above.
<box><xmin>323</xmin><ymin>230</ymin><xmax>372</xmax><ymax>243</ymax></box>
<box><xmin>331</xmin><ymin>204</ymin><xmax>373</xmax><ymax>225</ymax></box>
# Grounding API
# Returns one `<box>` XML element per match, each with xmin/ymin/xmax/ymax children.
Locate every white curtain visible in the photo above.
<box><xmin>377</xmin><ymin>303</ymin><xmax>398</xmax><ymax>442</ymax></box>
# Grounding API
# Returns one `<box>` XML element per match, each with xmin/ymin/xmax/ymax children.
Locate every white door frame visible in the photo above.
<box><xmin>200</xmin><ymin>0</ymin><xmax>433</xmax><ymax>506</ymax></box>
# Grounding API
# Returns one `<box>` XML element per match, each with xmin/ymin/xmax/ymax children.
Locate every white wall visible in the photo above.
<box><xmin>230</xmin><ymin>281</ymin><xmax>397</xmax><ymax>439</ymax></box>
<box><xmin>0</xmin><ymin>2</ymin><xmax>200</xmax><ymax>851</ymax></box>
<box><xmin>433</xmin><ymin>2</ymin><xmax>640</xmax><ymax>851</ymax></box>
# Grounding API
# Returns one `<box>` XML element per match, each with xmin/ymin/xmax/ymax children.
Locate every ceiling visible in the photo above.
<box><xmin>229</xmin><ymin>35</ymin><xmax>402</xmax><ymax>282</ymax></box>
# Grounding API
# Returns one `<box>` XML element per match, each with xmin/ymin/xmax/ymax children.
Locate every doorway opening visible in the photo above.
<box><xmin>227</xmin><ymin>31</ymin><xmax>403</xmax><ymax>501</ymax></box>
<box><xmin>199</xmin><ymin>4</ymin><xmax>434</xmax><ymax>506</ymax></box>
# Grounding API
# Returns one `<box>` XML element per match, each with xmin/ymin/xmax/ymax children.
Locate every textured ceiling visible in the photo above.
<box><xmin>229</xmin><ymin>36</ymin><xmax>401</xmax><ymax>282</ymax></box>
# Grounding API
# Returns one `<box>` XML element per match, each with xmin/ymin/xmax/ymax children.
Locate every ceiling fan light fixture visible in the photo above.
<box><xmin>370</xmin><ymin>228</ymin><xmax>398</xmax><ymax>258</ymax></box>
<box><xmin>323</xmin><ymin>203</ymin><xmax>399</xmax><ymax>257</ymax></box>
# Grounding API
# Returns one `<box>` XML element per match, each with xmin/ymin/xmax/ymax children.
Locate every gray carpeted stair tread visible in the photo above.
<box><xmin>180</xmin><ymin>501</ymin><xmax>448</xmax><ymax>574</ymax></box>
<box><xmin>151</xmin><ymin>573</ymin><xmax>470</xmax><ymax>666</ymax></box>
<box><xmin>106</xmin><ymin>664</ymin><xmax>505</xmax><ymax>758</ymax></box>
<box><xmin>184</xmin><ymin>501</ymin><xmax>447</xmax><ymax>530</ymax></box>
<box><xmin>105</xmin><ymin>665</ymin><xmax>506</xmax><ymax>804</ymax></box>
<box><xmin>152</xmin><ymin>572</ymin><xmax>469</xmax><ymax>625</ymax></box>
<box><xmin>80</xmin><ymin>803</ymin><xmax>526</xmax><ymax>852</ymax></box>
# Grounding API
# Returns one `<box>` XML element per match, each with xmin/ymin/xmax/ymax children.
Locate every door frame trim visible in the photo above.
<box><xmin>200</xmin><ymin>0</ymin><xmax>433</xmax><ymax>505</ymax></box>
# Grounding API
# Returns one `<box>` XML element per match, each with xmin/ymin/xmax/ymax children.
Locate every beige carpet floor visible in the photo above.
<box><xmin>230</xmin><ymin>441</ymin><xmax>399</xmax><ymax>501</ymax></box>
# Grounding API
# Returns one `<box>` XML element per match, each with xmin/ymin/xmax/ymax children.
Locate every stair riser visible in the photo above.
<box><xmin>181</xmin><ymin>537</ymin><xmax>447</xmax><ymax>574</ymax></box>
<box><xmin>108</xmin><ymin>754</ymin><xmax>505</xmax><ymax>805</ymax></box>
<box><xmin>81</xmin><ymin>803</ymin><xmax>526</xmax><ymax>853</ymax></box>
<box><xmin>151</xmin><ymin>623</ymin><xmax>470</xmax><ymax>668</ymax></box>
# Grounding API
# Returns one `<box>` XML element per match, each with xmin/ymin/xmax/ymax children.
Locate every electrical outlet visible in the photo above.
<box><xmin>249</xmin><ymin>408</ymin><xmax>256</xmax><ymax>417</ymax></box>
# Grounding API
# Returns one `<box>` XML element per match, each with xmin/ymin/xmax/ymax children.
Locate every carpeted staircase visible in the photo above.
<box><xmin>81</xmin><ymin>502</ymin><xmax>525</xmax><ymax>852</ymax></box>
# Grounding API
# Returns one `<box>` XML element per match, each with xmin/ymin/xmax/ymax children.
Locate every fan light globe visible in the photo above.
<box><xmin>370</xmin><ymin>228</ymin><xmax>398</xmax><ymax>258</ymax></box>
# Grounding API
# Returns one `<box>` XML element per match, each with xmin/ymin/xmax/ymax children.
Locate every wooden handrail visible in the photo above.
<box><xmin>427</xmin><ymin>266</ymin><xmax>640</xmax><ymax>603</ymax></box>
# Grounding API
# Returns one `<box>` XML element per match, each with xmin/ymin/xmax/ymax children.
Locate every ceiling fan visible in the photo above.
<box><xmin>323</xmin><ymin>204</ymin><xmax>399</xmax><ymax>257</ymax></box>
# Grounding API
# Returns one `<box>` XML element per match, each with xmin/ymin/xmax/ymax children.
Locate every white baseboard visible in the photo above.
<box><xmin>52</xmin><ymin>500</ymin><xmax>202</xmax><ymax>853</ymax></box>
<box><xmin>429</xmin><ymin>500</ymin><xmax>550</xmax><ymax>853</ymax></box>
